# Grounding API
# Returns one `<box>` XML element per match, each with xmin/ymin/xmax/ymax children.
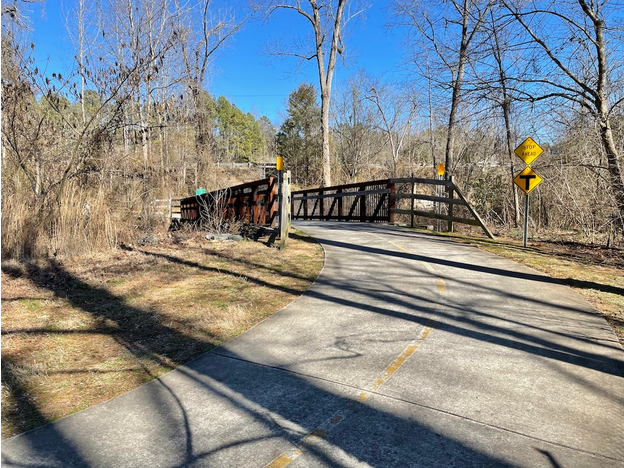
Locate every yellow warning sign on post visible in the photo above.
<box><xmin>514</xmin><ymin>137</ymin><xmax>543</xmax><ymax>165</ymax></box>
<box><xmin>514</xmin><ymin>166</ymin><xmax>543</xmax><ymax>194</ymax></box>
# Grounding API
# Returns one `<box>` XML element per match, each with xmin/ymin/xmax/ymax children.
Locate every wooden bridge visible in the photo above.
<box><xmin>178</xmin><ymin>177</ymin><xmax>278</xmax><ymax>227</ymax></box>
<box><xmin>176</xmin><ymin>176</ymin><xmax>494</xmax><ymax>239</ymax></box>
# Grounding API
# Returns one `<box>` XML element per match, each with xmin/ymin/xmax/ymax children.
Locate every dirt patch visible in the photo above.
<box><xmin>1</xmin><ymin>230</ymin><xmax>323</xmax><ymax>439</ymax></box>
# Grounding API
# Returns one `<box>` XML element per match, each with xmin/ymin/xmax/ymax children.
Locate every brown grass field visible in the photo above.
<box><xmin>1</xmin><ymin>230</ymin><xmax>323</xmax><ymax>439</ymax></box>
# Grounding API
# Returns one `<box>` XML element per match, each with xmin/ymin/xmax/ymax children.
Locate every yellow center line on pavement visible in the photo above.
<box><xmin>386</xmin><ymin>239</ymin><xmax>446</xmax><ymax>295</ymax></box>
<box><xmin>264</xmin><ymin>449</ymin><xmax>302</xmax><ymax>468</ymax></box>
<box><xmin>263</xmin><ymin>237</ymin><xmax>445</xmax><ymax>468</ymax></box>
<box><xmin>358</xmin><ymin>317</ymin><xmax>436</xmax><ymax>402</ymax></box>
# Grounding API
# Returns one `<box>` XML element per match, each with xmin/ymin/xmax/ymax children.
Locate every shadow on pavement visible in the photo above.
<box><xmin>1</xmin><ymin>259</ymin><xmax>515</xmax><ymax>467</ymax></box>
<box><xmin>2</xmin><ymin>227</ymin><xmax>623</xmax><ymax>466</ymax></box>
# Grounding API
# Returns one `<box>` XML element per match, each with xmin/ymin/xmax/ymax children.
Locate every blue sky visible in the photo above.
<box><xmin>27</xmin><ymin>1</ymin><xmax>407</xmax><ymax>124</ymax></box>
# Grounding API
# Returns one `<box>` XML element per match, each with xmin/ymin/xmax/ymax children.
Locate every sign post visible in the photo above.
<box><xmin>513</xmin><ymin>139</ymin><xmax>544</xmax><ymax>247</ymax></box>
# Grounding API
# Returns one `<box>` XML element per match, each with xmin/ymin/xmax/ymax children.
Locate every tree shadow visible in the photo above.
<box><xmin>1</xmin><ymin>261</ymin><xmax>522</xmax><ymax>467</ymax></box>
<box><xmin>312</xmin><ymin>234</ymin><xmax>624</xmax><ymax>297</ymax></box>
<box><xmin>1</xmin><ymin>356</ymin><xmax>89</xmax><ymax>467</ymax></box>
<box><xmin>2</xmin><ymin>226</ymin><xmax>622</xmax><ymax>466</ymax></box>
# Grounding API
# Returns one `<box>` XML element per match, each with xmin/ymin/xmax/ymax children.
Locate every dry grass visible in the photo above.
<box><xmin>1</xmin><ymin>230</ymin><xmax>323</xmax><ymax>439</ymax></box>
<box><xmin>419</xmin><ymin>230</ymin><xmax>624</xmax><ymax>346</ymax></box>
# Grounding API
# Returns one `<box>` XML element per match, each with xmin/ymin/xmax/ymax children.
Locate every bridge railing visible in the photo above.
<box><xmin>291</xmin><ymin>177</ymin><xmax>494</xmax><ymax>239</ymax></box>
<box><xmin>291</xmin><ymin>180</ymin><xmax>396</xmax><ymax>223</ymax></box>
<box><xmin>390</xmin><ymin>176</ymin><xmax>494</xmax><ymax>239</ymax></box>
<box><xmin>179</xmin><ymin>177</ymin><xmax>278</xmax><ymax>226</ymax></box>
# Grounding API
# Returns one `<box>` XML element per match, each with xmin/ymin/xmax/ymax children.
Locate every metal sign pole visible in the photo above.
<box><xmin>514</xmin><ymin>137</ymin><xmax>544</xmax><ymax>248</ymax></box>
<box><xmin>523</xmin><ymin>194</ymin><xmax>529</xmax><ymax>247</ymax></box>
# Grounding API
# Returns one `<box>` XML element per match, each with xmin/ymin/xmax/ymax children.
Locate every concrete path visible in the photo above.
<box><xmin>2</xmin><ymin>221</ymin><xmax>623</xmax><ymax>467</ymax></box>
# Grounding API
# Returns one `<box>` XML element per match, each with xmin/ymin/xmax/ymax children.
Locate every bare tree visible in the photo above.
<box><xmin>332</xmin><ymin>73</ymin><xmax>384</xmax><ymax>181</ymax></box>
<box><xmin>364</xmin><ymin>78</ymin><xmax>418</xmax><ymax>176</ymax></box>
<box><xmin>472</xmin><ymin>7</ymin><xmax>524</xmax><ymax>226</ymax></box>
<box><xmin>260</xmin><ymin>0</ymin><xmax>368</xmax><ymax>187</ymax></box>
<box><xmin>501</xmin><ymin>0</ymin><xmax>624</xmax><ymax>232</ymax></box>
<box><xmin>174</xmin><ymin>0</ymin><xmax>249</xmax><ymax>186</ymax></box>
<box><xmin>394</xmin><ymin>0</ymin><xmax>493</xmax><ymax>178</ymax></box>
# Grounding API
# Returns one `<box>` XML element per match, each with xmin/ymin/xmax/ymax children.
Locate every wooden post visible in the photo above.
<box><xmin>338</xmin><ymin>188</ymin><xmax>343</xmax><ymax>220</ymax></box>
<box><xmin>410</xmin><ymin>175</ymin><xmax>415</xmax><ymax>228</ymax></box>
<box><xmin>319</xmin><ymin>189</ymin><xmax>325</xmax><ymax>220</ymax></box>
<box><xmin>389</xmin><ymin>182</ymin><xmax>396</xmax><ymax>224</ymax></box>
<box><xmin>448</xmin><ymin>175</ymin><xmax>454</xmax><ymax>233</ymax></box>
<box><xmin>437</xmin><ymin>175</ymin><xmax>442</xmax><ymax>232</ymax></box>
<box><xmin>360</xmin><ymin>183</ymin><xmax>367</xmax><ymax>222</ymax></box>
<box><xmin>268</xmin><ymin>177</ymin><xmax>277</xmax><ymax>226</ymax></box>
<box><xmin>279</xmin><ymin>171</ymin><xmax>291</xmax><ymax>249</ymax></box>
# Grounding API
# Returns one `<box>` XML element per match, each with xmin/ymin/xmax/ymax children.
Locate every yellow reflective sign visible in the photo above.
<box><xmin>514</xmin><ymin>166</ymin><xmax>543</xmax><ymax>194</ymax></box>
<box><xmin>276</xmin><ymin>156</ymin><xmax>284</xmax><ymax>171</ymax></box>
<box><xmin>514</xmin><ymin>137</ymin><xmax>543</xmax><ymax>165</ymax></box>
<box><xmin>437</xmin><ymin>163</ymin><xmax>444</xmax><ymax>176</ymax></box>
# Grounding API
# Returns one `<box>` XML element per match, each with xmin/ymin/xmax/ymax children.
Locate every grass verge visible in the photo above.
<box><xmin>1</xmin><ymin>229</ymin><xmax>324</xmax><ymax>439</ymax></box>
<box><xmin>418</xmin><ymin>230</ymin><xmax>624</xmax><ymax>346</ymax></box>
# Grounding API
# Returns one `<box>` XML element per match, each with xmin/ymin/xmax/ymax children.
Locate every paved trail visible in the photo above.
<box><xmin>3</xmin><ymin>221</ymin><xmax>623</xmax><ymax>467</ymax></box>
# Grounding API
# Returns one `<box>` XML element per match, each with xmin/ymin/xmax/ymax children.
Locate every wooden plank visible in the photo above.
<box><xmin>448</xmin><ymin>176</ymin><xmax>455</xmax><ymax>233</ymax></box>
<box><xmin>292</xmin><ymin>188</ymin><xmax>390</xmax><ymax>201</ymax></box>
<box><xmin>451</xmin><ymin>182</ymin><xmax>495</xmax><ymax>239</ymax></box>
<box><xmin>391</xmin><ymin>209</ymin><xmax>482</xmax><ymax>226</ymax></box>
<box><xmin>391</xmin><ymin>193</ymin><xmax>467</xmax><ymax>205</ymax></box>
<box><xmin>292</xmin><ymin>215</ymin><xmax>389</xmax><ymax>222</ymax></box>
<box><xmin>359</xmin><ymin>184</ymin><xmax>366</xmax><ymax>222</ymax></box>
<box><xmin>388</xmin><ymin>183</ymin><xmax>395</xmax><ymax>224</ymax></box>
<box><xmin>390</xmin><ymin>177</ymin><xmax>454</xmax><ymax>186</ymax></box>
<box><xmin>292</xmin><ymin>179</ymin><xmax>392</xmax><ymax>195</ymax></box>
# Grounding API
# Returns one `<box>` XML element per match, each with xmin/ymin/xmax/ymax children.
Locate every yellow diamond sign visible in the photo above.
<box><xmin>514</xmin><ymin>166</ymin><xmax>543</xmax><ymax>195</ymax></box>
<box><xmin>514</xmin><ymin>137</ymin><xmax>543</xmax><ymax>165</ymax></box>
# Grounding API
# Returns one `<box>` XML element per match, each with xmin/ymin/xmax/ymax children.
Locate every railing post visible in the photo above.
<box><xmin>448</xmin><ymin>175</ymin><xmax>454</xmax><ymax>233</ymax></box>
<box><xmin>360</xmin><ymin>183</ymin><xmax>367</xmax><ymax>222</ymax></box>
<box><xmin>389</xmin><ymin>182</ymin><xmax>396</xmax><ymax>224</ymax></box>
<box><xmin>410</xmin><ymin>175</ymin><xmax>415</xmax><ymax>228</ymax></box>
<box><xmin>279</xmin><ymin>171</ymin><xmax>291</xmax><ymax>249</ymax></box>
<box><xmin>319</xmin><ymin>188</ymin><xmax>325</xmax><ymax>220</ymax></box>
<box><xmin>338</xmin><ymin>188</ymin><xmax>343</xmax><ymax>220</ymax></box>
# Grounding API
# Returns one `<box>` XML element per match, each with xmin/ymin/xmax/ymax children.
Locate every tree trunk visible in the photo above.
<box><xmin>321</xmin><ymin>87</ymin><xmax>332</xmax><ymax>187</ymax></box>
<box><xmin>499</xmin><ymin>99</ymin><xmax>520</xmax><ymax>229</ymax></box>
<box><xmin>443</xmin><ymin>0</ymin><xmax>470</xmax><ymax>178</ymax></box>
<box><xmin>599</xmin><ymin>120</ymin><xmax>624</xmax><ymax>232</ymax></box>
